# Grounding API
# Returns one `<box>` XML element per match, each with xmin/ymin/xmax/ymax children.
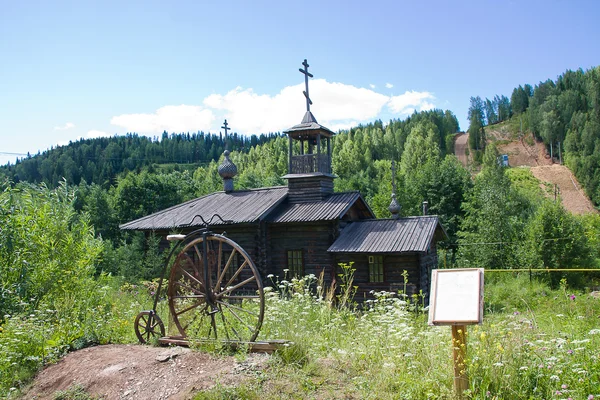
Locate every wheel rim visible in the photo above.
<box><xmin>167</xmin><ymin>234</ymin><xmax>265</xmax><ymax>342</ymax></box>
<box><xmin>134</xmin><ymin>311</ymin><xmax>165</xmax><ymax>344</ymax></box>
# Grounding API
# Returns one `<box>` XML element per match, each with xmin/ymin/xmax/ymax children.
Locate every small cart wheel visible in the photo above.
<box><xmin>167</xmin><ymin>234</ymin><xmax>264</xmax><ymax>342</ymax></box>
<box><xmin>134</xmin><ymin>311</ymin><xmax>165</xmax><ymax>344</ymax></box>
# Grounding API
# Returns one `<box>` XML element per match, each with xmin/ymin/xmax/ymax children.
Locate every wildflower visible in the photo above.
<box><xmin>588</xmin><ymin>395</ymin><xmax>594</xmax><ymax>400</ymax></box>
<box><xmin>562</xmin><ymin>384</ymin><xmax>568</xmax><ymax>389</ymax></box>
<box><xmin>550</xmin><ymin>375</ymin><xmax>559</xmax><ymax>381</ymax></box>
<box><xmin>567</xmin><ymin>349</ymin><xmax>574</xmax><ymax>355</ymax></box>
<box><xmin>570</xmin><ymin>294</ymin><xmax>576</xmax><ymax>300</ymax></box>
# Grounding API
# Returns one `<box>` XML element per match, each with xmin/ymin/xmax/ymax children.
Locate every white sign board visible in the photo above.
<box><xmin>428</xmin><ymin>268</ymin><xmax>484</xmax><ymax>325</ymax></box>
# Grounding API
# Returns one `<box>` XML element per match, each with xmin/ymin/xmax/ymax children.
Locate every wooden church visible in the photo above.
<box><xmin>120</xmin><ymin>60</ymin><xmax>447</xmax><ymax>300</ymax></box>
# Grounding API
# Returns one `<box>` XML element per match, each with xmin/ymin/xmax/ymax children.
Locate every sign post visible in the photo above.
<box><xmin>428</xmin><ymin>268</ymin><xmax>484</xmax><ymax>398</ymax></box>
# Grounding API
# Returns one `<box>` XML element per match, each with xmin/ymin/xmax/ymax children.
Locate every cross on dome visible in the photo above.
<box><xmin>221</xmin><ymin>119</ymin><xmax>230</xmax><ymax>138</ymax></box>
<box><xmin>299</xmin><ymin>59</ymin><xmax>314</xmax><ymax>112</ymax></box>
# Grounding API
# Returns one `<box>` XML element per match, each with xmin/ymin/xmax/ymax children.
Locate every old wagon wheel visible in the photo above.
<box><xmin>167</xmin><ymin>234</ymin><xmax>264</xmax><ymax>343</ymax></box>
<box><xmin>134</xmin><ymin>310</ymin><xmax>165</xmax><ymax>344</ymax></box>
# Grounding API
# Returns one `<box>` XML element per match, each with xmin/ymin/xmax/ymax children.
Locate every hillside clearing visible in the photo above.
<box><xmin>456</xmin><ymin>124</ymin><xmax>597</xmax><ymax>214</ymax></box>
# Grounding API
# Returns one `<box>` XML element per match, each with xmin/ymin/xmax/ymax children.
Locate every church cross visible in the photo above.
<box><xmin>221</xmin><ymin>119</ymin><xmax>230</xmax><ymax>138</ymax></box>
<box><xmin>299</xmin><ymin>59</ymin><xmax>314</xmax><ymax>112</ymax></box>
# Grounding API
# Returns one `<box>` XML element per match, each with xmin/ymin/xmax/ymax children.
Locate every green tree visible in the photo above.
<box><xmin>525</xmin><ymin>200</ymin><xmax>594</xmax><ymax>287</ymax></box>
<box><xmin>457</xmin><ymin>144</ymin><xmax>534</xmax><ymax>269</ymax></box>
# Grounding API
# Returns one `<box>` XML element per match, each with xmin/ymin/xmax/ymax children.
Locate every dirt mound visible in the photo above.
<box><xmin>530</xmin><ymin>165</ymin><xmax>598</xmax><ymax>215</ymax></box>
<box><xmin>22</xmin><ymin>344</ymin><xmax>268</xmax><ymax>400</ymax></box>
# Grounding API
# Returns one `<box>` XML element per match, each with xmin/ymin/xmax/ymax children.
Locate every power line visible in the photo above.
<box><xmin>446</xmin><ymin>236</ymin><xmax>594</xmax><ymax>247</ymax></box>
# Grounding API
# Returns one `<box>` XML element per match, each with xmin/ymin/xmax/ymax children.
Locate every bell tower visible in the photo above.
<box><xmin>283</xmin><ymin>59</ymin><xmax>336</xmax><ymax>203</ymax></box>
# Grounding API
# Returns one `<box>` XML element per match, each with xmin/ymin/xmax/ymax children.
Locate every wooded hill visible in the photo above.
<box><xmin>0</xmin><ymin>131</ymin><xmax>281</xmax><ymax>187</ymax></box>
<box><xmin>467</xmin><ymin>66</ymin><xmax>600</xmax><ymax>206</ymax></box>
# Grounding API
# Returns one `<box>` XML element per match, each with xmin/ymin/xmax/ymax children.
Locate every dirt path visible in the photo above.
<box><xmin>22</xmin><ymin>345</ymin><xmax>268</xmax><ymax>400</ymax></box>
<box><xmin>530</xmin><ymin>164</ymin><xmax>598</xmax><ymax>214</ymax></box>
<box><xmin>454</xmin><ymin>132</ymin><xmax>469</xmax><ymax>167</ymax></box>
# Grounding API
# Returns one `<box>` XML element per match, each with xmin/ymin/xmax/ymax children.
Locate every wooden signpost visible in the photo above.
<box><xmin>428</xmin><ymin>268</ymin><xmax>484</xmax><ymax>398</ymax></box>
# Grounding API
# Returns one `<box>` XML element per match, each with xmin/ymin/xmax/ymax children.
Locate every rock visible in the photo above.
<box><xmin>155</xmin><ymin>346</ymin><xmax>191</xmax><ymax>362</ymax></box>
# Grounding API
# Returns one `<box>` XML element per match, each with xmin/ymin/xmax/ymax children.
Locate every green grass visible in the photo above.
<box><xmin>195</xmin><ymin>273</ymin><xmax>600</xmax><ymax>399</ymax></box>
<box><xmin>2</xmin><ymin>272</ymin><xmax>600</xmax><ymax>399</ymax></box>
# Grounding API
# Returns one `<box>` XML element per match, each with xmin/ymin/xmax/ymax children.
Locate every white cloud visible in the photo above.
<box><xmin>87</xmin><ymin>130</ymin><xmax>111</xmax><ymax>139</ymax></box>
<box><xmin>388</xmin><ymin>91</ymin><xmax>436</xmax><ymax>115</ymax></box>
<box><xmin>111</xmin><ymin>105</ymin><xmax>215</xmax><ymax>134</ymax></box>
<box><xmin>204</xmin><ymin>79</ymin><xmax>389</xmax><ymax>134</ymax></box>
<box><xmin>54</xmin><ymin>122</ymin><xmax>75</xmax><ymax>131</ymax></box>
<box><xmin>385</xmin><ymin>83</ymin><xmax>394</xmax><ymax>89</ymax></box>
<box><xmin>369</xmin><ymin>84</ymin><xmax>376</xmax><ymax>89</ymax></box>
<box><xmin>108</xmin><ymin>83</ymin><xmax>435</xmax><ymax>136</ymax></box>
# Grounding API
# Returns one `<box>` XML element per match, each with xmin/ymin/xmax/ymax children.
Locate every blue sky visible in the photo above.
<box><xmin>1</xmin><ymin>0</ymin><xmax>599</xmax><ymax>166</ymax></box>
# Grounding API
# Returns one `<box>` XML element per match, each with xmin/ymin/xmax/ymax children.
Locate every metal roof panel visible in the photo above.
<box><xmin>120</xmin><ymin>186</ymin><xmax>288</xmax><ymax>230</ymax></box>
<box><xmin>327</xmin><ymin>216</ymin><xmax>447</xmax><ymax>253</ymax></box>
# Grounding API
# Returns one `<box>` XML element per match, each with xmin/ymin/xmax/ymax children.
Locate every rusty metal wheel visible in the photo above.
<box><xmin>167</xmin><ymin>234</ymin><xmax>264</xmax><ymax>342</ymax></box>
<box><xmin>134</xmin><ymin>310</ymin><xmax>165</xmax><ymax>344</ymax></box>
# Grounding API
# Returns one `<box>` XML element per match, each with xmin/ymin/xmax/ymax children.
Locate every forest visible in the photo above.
<box><xmin>467</xmin><ymin>66</ymin><xmax>600</xmax><ymax>206</ymax></box>
<box><xmin>2</xmin><ymin>68</ymin><xmax>600</xmax><ymax>398</ymax></box>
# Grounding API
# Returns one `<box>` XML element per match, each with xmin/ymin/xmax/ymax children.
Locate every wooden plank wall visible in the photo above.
<box><xmin>418</xmin><ymin>239</ymin><xmax>438</xmax><ymax>306</ymax></box>
<box><xmin>334</xmin><ymin>253</ymin><xmax>422</xmax><ymax>299</ymax></box>
<box><xmin>266</xmin><ymin>221</ymin><xmax>337</xmax><ymax>285</ymax></box>
<box><xmin>287</xmin><ymin>176</ymin><xmax>334</xmax><ymax>203</ymax></box>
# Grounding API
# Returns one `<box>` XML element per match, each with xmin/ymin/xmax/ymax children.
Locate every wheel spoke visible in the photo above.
<box><xmin>221</xmin><ymin>294</ymin><xmax>260</xmax><ymax>300</ymax></box>
<box><xmin>214</xmin><ymin>249</ymin><xmax>237</xmax><ymax>292</ymax></box>
<box><xmin>216</xmin><ymin>240</ymin><xmax>223</xmax><ymax>286</ymax></box>
<box><xmin>182</xmin><ymin>305</ymin><xmax>208</xmax><ymax>333</ymax></box>
<box><xmin>172</xmin><ymin>294</ymin><xmax>205</xmax><ymax>299</ymax></box>
<box><xmin>216</xmin><ymin>300</ymin><xmax>258</xmax><ymax>317</ymax></box>
<box><xmin>179</xmin><ymin>267</ymin><xmax>206</xmax><ymax>290</ymax></box>
<box><xmin>173</xmin><ymin>280</ymin><xmax>204</xmax><ymax>296</ymax></box>
<box><xmin>222</xmin><ymin>260</ymin><xmax>248</xmax><ymax>290</ymax></box>
<box><xmin>176</xmin><ymin>300</ymin><xmax>207</xmax><ymax>316</ymax></box>
<box><xmin>218</xmin><ymin>304</ymin><xmax>232</xmax><ymax>340</ymax></box>
<box><xmin>216</xmin><ymin>275</ymin><xmax>256</xmax><ymax>298</ymax></box>
<box><xmin>209</xmin><ymin>313</ymin><xmax>218</xmax><ymax>339</ymax></box>
<box><xmin>221</xmin><ymin>304</ymin><xmax>255</xmax><ymax>333</ymax></box>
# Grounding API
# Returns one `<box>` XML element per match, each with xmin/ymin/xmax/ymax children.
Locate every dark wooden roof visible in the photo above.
<box><xmin>327</xmin><ymin>216</ymin><xmax>448</xmax><ymax>253</ymax></box>
<box><xmin>267</xmin><ymin>191</ymin><xmax>373</xmax><ymax>223</ymax></box>
<box><xmin>283</xmin><ymin>111</ymin><xmax>335</xmax><ymax>138</ymax></box>
<box><xmin>120</xmin><ymin>187</ymin><xmax>288</xmax><ymax>230</ymax></box>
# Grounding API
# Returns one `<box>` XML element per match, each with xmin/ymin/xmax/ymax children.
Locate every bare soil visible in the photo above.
<box><xmin>457</xmin><ymin>126</ymin><xmax>597</xmax><ymax>215</ymax></box>
<box><xmin>530</xmin><ymin>165</ymin><xmax>598</xmax><ymax>215</ymax></box>
<box><xmin>454</xmin><ymin>132</ymin><xmax>469</xmax><ymax>167</ymax></box>
<box><xmin>21</xmin><ymin>345</ymin><xmax>269</xmax><ymax>400</ymax></box>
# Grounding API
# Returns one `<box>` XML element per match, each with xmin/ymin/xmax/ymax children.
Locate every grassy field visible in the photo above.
<box><xmin>196</xmin><ymin>273</ymin><xmax>600</xmax><ymax>400</ymax></box>
<box><xmin>1</xmin><ymin>272</ymin><xmax>599</xmax><ymax>399</ymax></box>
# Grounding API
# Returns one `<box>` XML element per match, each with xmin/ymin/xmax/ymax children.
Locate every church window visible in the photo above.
<box><xmin>369</xmin><ymin>255</ymin><xmax>384</xmax><ymax>283</ymax></box>
<box><xmin>287</xmin><ymin>250</ymin><xmax>304</xmax><ymax>277</ymax></box>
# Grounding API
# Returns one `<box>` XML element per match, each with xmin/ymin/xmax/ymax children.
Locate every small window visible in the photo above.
<box><xmin>287</xmin><ymin>250</ymin><xmax>304</xmax><ymax>277</ymax></box>
<box><xmin>369</xmin><ymin>255</ymin><xmax>384</xmax><ymax>283</ymax></box>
